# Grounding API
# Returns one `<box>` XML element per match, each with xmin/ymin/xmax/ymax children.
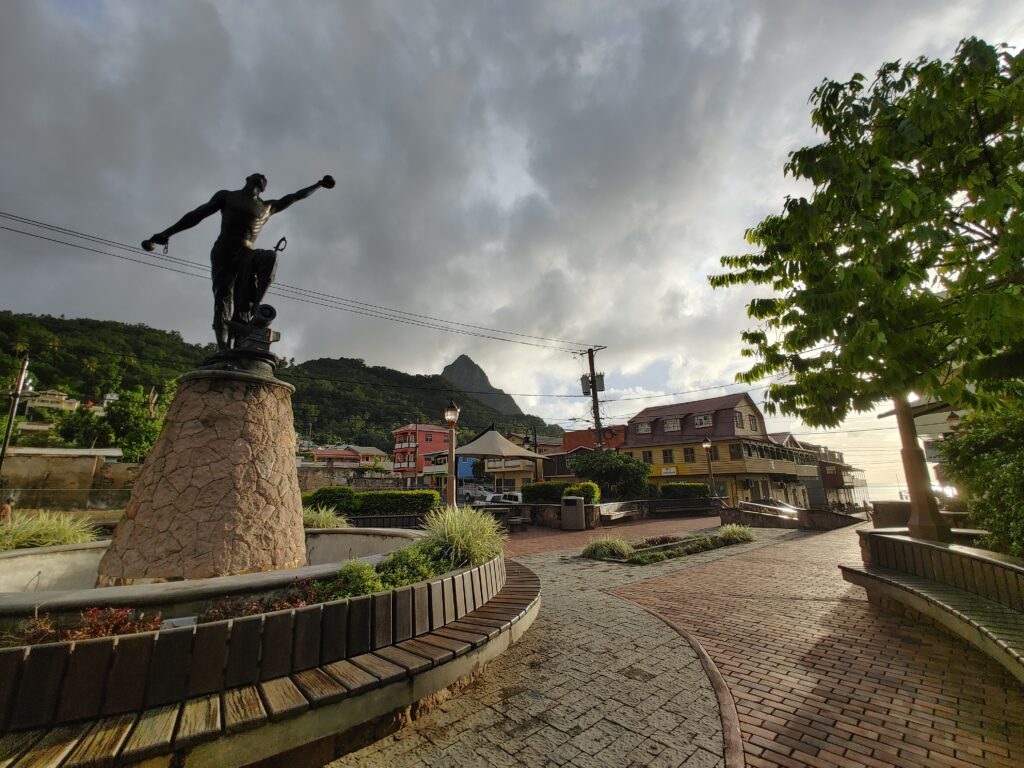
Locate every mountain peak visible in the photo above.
<box><xmin>441</xmin><ymin>356</ymin><xmax>523</xmax><ymax>416</ymax></box>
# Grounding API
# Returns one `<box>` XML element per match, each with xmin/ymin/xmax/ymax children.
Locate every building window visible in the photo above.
<box><xmin>748</xmin><ymin>414</ymin><xmax>757</xmax><ymax>431</ymax></box>
<box><xmin>641</xmin><ymin>450</ymin><xmax>653</xmax><ymax>464</ymax></box>
<box><xmin>664</xmin><ymin>418</ymin><xmax>681</xmax><ymax>432</ymax></box>
<box><xmin>683</xmin><ymin>447</ymin><xmax>696</xmax><ymax>462</ymax></box>
<box><xmin>826</xmin><ymin>465</ymin><xmax>836</xmax><ymax>474</ymax></box>
<box><xmin>694</xmin><ymin>413</ymin><xmax>713</xmax><ymax>428</ymax></box>
<box><xmin>734</xmin><ymin>412</ymin><xmax>743</xmax><ymax>429</ymax></box>
<box><xmin>729</xmin><ymin>443</ymin><xmax>743</xmax><ymax>460</ymax></box>
<box><xmin>636</xmin><ymin>422</ymin><xmax>651</xmax><ymax>434</ymax></box>
<box><xmin>425</xmin><ymin>434</ymin><xmax>433</xmax><ymax>442</ymax></box>
<box><xmin>662</xmin><ymin>449</ymin><xmax>674</xmax><ymax>464</ymax></box>
<box><xmin>443</xmin><ymin>434</ymin><xmax>449</xmax><ymax>443</ymax></box>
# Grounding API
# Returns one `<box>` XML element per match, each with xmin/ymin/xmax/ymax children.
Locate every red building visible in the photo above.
<box><xmin>561</xmin><ymin>425</ymin><xmax>627</xmax><ymax>452</ymax></box>
<box><xmin>392</xmin><ymin>424</ymin><xmax>450</xmax><ymax>488</ymax></box>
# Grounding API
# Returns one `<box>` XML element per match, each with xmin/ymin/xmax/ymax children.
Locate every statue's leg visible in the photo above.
<box><xmin>248</xmin><ymin>249</ymin><xmax>279</xmax><ymax>310</ymax></box>
<box><xmin>211</xmin><ymin>252</ymin><xmax>234</xmax><ymax>351</ymax></box>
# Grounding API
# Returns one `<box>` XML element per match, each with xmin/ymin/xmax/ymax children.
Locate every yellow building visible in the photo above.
<box><xmin>620</xmin><ymin>393</ymin><xmax>815</xmax><ymax>507</ymax></box>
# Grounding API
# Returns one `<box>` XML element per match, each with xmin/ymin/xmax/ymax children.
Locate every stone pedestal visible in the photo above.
<box><xmin>96</xmin><ymin>369</ymin><xmax>306</xmax><ymax>585</ymax></box>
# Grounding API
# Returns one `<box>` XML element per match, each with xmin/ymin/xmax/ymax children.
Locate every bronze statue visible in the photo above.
<box><xmin>143</xmin><ymin>173</ymin><xmax>334</xmax><ymax>352</ymax></box>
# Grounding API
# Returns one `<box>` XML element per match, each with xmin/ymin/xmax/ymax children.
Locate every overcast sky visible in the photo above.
<box><xmin>1</xmin><ymin>0</ymin><xmax>1021</xmax><ymax>493</ymax></box>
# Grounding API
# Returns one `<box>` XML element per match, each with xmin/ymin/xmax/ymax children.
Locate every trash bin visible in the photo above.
<box><xmin>561</xmin><ymin>496</ymin><xmax>586</xmax><ymax>531</ymax></box>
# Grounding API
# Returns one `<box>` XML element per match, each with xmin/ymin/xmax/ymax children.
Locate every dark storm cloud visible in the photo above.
<box><xmin>1</xmin><ymin>0</ymin><xmax>1020</xmax><ymax>463</ymax></box>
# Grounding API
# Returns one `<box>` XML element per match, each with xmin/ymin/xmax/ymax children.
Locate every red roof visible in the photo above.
<box><xmin>562</xmin><ymin>426</ymin><xmax>627</xmax><ymax>452</ymax></box>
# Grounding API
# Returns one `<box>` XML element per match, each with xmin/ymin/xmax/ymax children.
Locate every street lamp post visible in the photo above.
<box><xmin>444</xmin><ymin>400</ymin><xmax>460</xmax><ymax>509</ymax></box>
<box><xmin>0</xmin><ymin>355</ymin><xmax>31</xmax><ymax>483</ymax></box>
<box><xmin>702</xmin><ymin>436</ymin><xmax>717</xmax><ymax>504</ymax></box>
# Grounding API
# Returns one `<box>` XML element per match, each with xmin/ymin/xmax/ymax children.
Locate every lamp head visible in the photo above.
<box><xmin>444</xmin><ymin>400</ymin><xmax>460</xmax><ymax>427</ymax></box>
<box><xmin>702</xmin><ymin>437</ymin><xmax>712</xmax><ymax>451</ymax></box>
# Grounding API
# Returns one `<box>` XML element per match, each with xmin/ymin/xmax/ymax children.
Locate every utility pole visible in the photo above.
<box><xmin>0</xmin><ymin>355</ymin><xmax>30</xmax><ymax>482</ymax></box>
<box><xmin>587</xmin><ymin>348</ymin><xmax>604</xmax><ymax>450</ymax></box>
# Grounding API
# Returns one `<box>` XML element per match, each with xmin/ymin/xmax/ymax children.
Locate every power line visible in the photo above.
<box><xmin>0</xmin><ymin>211</ymin><xmax>596</xmax><ymax>352</ymax></box>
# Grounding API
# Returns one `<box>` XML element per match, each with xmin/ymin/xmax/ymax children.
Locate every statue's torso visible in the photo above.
<box><xmin>217</xmin><ymin>190</ymin><xmax>272</xmax><ymax>250</ymax></box>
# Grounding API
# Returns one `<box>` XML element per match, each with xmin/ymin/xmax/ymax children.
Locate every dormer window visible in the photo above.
<box><xmin>635</xmin><ymin>422</ymin><xmax>652</xmax><ymax>434</ymax></box>
<box><xmin>734</xmin><ymin>412</ymin><xmax>743</xmax><ymax>429</ymax></box>
<box><xmin>664</xmin><ymin>418</ymin><xmax>681</xmax><ymax>432</ymax></box>
<box><xmin>694</xmin><ymin>413</ymin><xmax>713</xmax><ymax>429</ymax></box>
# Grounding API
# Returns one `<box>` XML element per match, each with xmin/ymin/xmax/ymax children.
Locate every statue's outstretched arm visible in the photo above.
<box><xmin>268</xmin><ymin>175</ymin><xmax>335</xmax><ymax>214</ymax></box>
<box><xmin>142</xmin><ymin>191</ymin><xmax>225</xmax><ymax>251</ymax></box>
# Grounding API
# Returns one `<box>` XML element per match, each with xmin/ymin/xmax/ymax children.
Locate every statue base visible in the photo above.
<box><xmin>96</xmin><ymin>367</ymin><xmax>306</xmax><ymax>585</ymax></box>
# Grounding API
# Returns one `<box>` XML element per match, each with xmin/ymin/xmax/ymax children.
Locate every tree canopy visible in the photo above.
<box><xmin>710</xmin><ymin>38</ymin><xmax>1024</xmax><ymax>426</ymax></box>
<box><xmin>568</xmin><ymin>450</ymin><xmax>649</xmax><ymax>500</ymax></box>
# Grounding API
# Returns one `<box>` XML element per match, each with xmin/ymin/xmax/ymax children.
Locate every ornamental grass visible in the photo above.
<box><xmin>0</xmin><ymin>510</ymin><xmax>99</xmax><ymax>551</ymax></box>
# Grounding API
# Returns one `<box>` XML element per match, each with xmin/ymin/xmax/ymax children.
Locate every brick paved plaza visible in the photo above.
<box><xmin>333</xmin><ymin>523</ymin><xmax>1024</xmax><ymax>767</ymax></box>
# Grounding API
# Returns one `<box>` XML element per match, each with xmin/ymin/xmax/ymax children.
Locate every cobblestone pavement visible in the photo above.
<box><xmin>505</xmin><ymin>516</ymin><xmax>721</xmax><ymax>557</ymax></box>
<box><xmin>332</xmin><ymin>527</ymin><xmax>795</xmax><ymax>767</ymax></box>
<box><xmin>614</xmin><ymin>525</ymin><xmax>1024</xmax><ymax>768</ymax></box>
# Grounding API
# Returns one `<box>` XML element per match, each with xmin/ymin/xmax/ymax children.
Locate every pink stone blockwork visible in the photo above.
<box><xmin>97</xmin><ymin>374</ymin><xmax>306</xmax><ymax>584</ymax></box>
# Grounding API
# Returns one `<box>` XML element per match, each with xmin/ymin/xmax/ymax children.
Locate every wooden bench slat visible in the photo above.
<box><xmin>292</xmin><ymin>668</ymin><xmax>348</xmax><ymax>707</ymax></box>
<box><xmin>448</xmin><ymin>620</ymin><xmax>500</xmax><ymax>641</ymax></box>
<box><xmin>433</xmin><ymin>627</ymin><xmax>487</xmax><ymax>648</ymax></box>
<box><xmin>0</xmin><ymin>730</ymin><xmax>42</xmax><ymax>768</ymax></box>
<box><xmin>347</xmin><ymin>596</ymin><xmax>371</xmax><ymax>657</ymax></box>
<box><xmin>258</xmin><ymin>678</ymin><xmax>308</xmax><ymax>722</ymax></box>
<box><xmin>188</xmin><ymin>621</ymin><xmax>230</xmax><ymax>697</ymax></box>
<box><xmin>0</xmin><ymin>649</ymin><xmax>25</xmax><ymax>733</ymax></box>
<box><xmin>428</xmin><ymin>581</ymin><xmax>444</xmax><ymax>630</ymax></box>
<box><xmin>349</xmin><ymin>653</ymin><xmax>405</xmax><ymax>685</ymax></box>
<box><xmin>10</xmin><ymin>643</ymin><xmax>69</xmax><ymax>729</ymax></box>
<box><xmin>101</xmin><ymin>634</ymin><xmax>155</xmax><ymax>716</ymax></box>
<box><xmin>417</xmin><ymin>633</ymin><xmax>471</xmax><ymax>657</ymax></box>
<box><xmin>412</xmin><ymin>584</ymin><xmax>430</xmax><ymax>637</ymax></box>
<box><xmin>373</xmin><ymin>646</ymin><xmax>432</xmax><ymax>675</ymax></box>
<box><xmin>62</xmin><ymin>714</ymin><xmax>135</xmax><ymax>768</ymax></box>
<box><xmin>55</xmin><ymin>639</ymin><xmax>114</xmax><ymax>724</ymax></box>
<box><xmin>174</xmin><ymin>695</ymin><xmax>221</xmax><ymax>749</ymax></box>
<box><xmin>119</xmin><ymin>704</ymin><xmax>179</xmax><ymax>763</ymax></box>
<box><xmin>259</xmin><ymin>611</ymin><xmax>295</xmax><ymax>682</ymax></box>
<box><xmin>320</xmin><ymin>600</ymin><xmax>348</xmax><ymax>664</ymax></box>
<box><xmin>10</xmin><ymin>723</ymin><xmax>89</xmax><ymax>768</ymax></box>
<box><xmin>224</xmin><ymin>615</ymin><xmax>263</xmax><ymax>689</ymax></box>
<box><xmin>145</xmin><ymin>626</ymin><xmax>195</xmax><ymax>708</ymax></box>
<box><xmin>371</xmin><ymin>593</ymin><xmax>392</xmax><ymax>650</ymax></box>
<box><xmin>292</xmin><ymin>605</ymin><xmax>323</xmax><ymax>673</ymax></box>
<box><xmin>223</xmin><ymin>686</ymin><xmax>267</xmax><ymax>734</ymax></box>
<box><xmin>393</xmin><ymin>587</ymin><xmax>413</xmax><ymax>643</ymax></box>
<box><xmin>322</xmin><ymin>660</ymin><xmax>378</xmax><ymax>695</ymax></box>
<box><xmin>394</xmin><ymin>639</ymin><xmax>452</xmax><ymax>665</ymax></box>
<box><xmin>458</xmin><ymin>615</ymin><xmax>511</xmax><ymax>633</ymax></box>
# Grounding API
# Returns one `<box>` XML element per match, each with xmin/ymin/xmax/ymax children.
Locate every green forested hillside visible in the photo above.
<box><xmin>0</xmin><ymin>311</ymin><xmax>213</xmax><ymax>401</ymax></box>
<box><xmin>0</xmin><ymin>312</ymin><xmax>560</xmax><ymax>451</ymax></box>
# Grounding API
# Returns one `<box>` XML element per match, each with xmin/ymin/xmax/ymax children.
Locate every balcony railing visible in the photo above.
<box><xmin>485</xmin><ymin>458</ymin><xmax>535</xmax><ymax>472</ymax></box>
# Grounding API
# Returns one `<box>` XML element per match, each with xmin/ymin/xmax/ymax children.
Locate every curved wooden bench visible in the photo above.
<box><xmin>842</xmin><ymin>530</ymin><xmax>1024</xmax><ymax>684</ymax></box>
<box><xmin>0</xmin><ymin>560</ymin><xmax>541</xmax><ymax>767</ymax></box>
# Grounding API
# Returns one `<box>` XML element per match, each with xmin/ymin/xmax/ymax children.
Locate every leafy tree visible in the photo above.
<box><xmin>710</xmin><ymin>38</ymin><xmax>1024</xmax><ymax>537</ymax></box>
<box><xmin>57</xmin><ymin>408</ymin><xmax>114</xmax><ymax>449</ymax></box>
<box><xmin>104</xmin><ymin>387</ymin><xmax>168</xmax><ymax>462</ymax></box>
<box><xmin>568</xmin><ymin>451</ymin><xmax>649</xmax><ymax>500</ymax></box>
<box><xmin>939</xmin><ymin>400</ymin><xmax>1024</xmax><ymax>556</ymax></box>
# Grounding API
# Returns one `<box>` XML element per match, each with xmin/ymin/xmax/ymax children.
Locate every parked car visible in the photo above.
<box><xmin>462</xmin><ymin>485</ymin><xmax>493</xmax><ymax>503</ymax></box>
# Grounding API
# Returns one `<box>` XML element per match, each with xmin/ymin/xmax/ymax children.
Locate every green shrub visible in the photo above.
<box><xmin>301</xmin><ymin>490</ymin><xmax>315</xmax><ymax>506</ymax></box>
<box><xmin>308</xmin><ymin>486</ymin><xmax>359</xmax><ymax>515</ymax></box>
<box><xmin>314</xmin><ymin>560</ymin><xmax>384</xmax><ymax>601</ymax></box>
<box><xmin>302</xmin><ymin>505</ymin><xmax>350</xmax><ymax>529</ymax></box>
<box><xmin>645</xmin><ymin>482</ymin><xmax>661</xmax><ymax>499</ymax></box>
<box><xmin>661</xmin><ymin>482</ymin><xmax>710</xmax><ymax>499</ymax></box>
<box><xmin>564</xmin><ymin>481</ymin><xmax>601</xmax><ymax>504</ymax></box>
<box><xmin>357</xmin><ymin>490</ymin><xmax>440</xmax><ymax>517</ymax></box>
<box><xmin>375</xmin><ymin>542</ymin><xmax>440</xmax><ymax>589</ymax></box>
<box><xmin>421</xmin><ymin>506</ymin><xmax>507</xmax><ymax>568</ymax></box>
<box><xmin>522</xmin><ymin>481</ymin><xmax>571</xmax><ymax>503</ymax></box>
<box><xmin>627</xmin><ymin>550</ymin><xmax>668</xmax><ymax>565</ymax></box>
<box><xmin>0</xmin><ymin>511</ymin><xmax>99</xmax><ymax>551</ymax></box>
<box><xmin>680</xmin><ymin>536</ymin><xmax>719</xmax><ymax>554</ymax></box>
<box><xmin>717</xmin><ymin>524</ymin><xmax>755</xmax><ymax>544</ymax></box>
<box><xmin>581</xmin><ymin>536</ymin><xmax>634</xmax><ymax>559</ymax></box>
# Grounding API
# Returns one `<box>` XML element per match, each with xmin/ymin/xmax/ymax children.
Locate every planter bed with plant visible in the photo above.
<box><xmin>0</xmin><ymin>507</ymin><xmax>542</xmax><ymax>768</ymax></box>
<box><xmin>581</xmin><ymin>524</ymin><xmax>756</xmax><ymax>565</ymax></box>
